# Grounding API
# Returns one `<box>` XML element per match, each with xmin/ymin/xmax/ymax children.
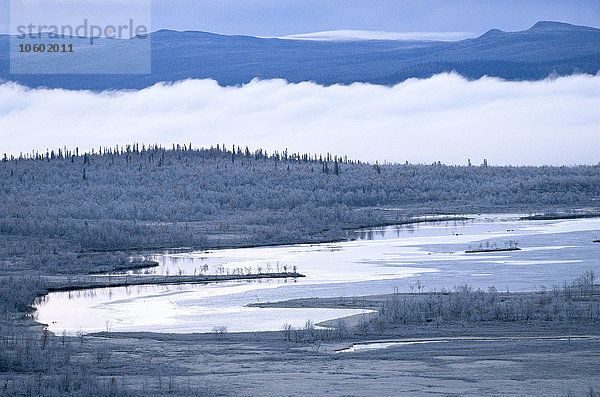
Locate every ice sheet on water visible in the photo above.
<box><xmin>36</xmin><ymin>215</ymin><xmax>600</xmax><ymax>334</ymax></box>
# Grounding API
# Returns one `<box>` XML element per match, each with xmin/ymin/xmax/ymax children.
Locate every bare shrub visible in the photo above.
<box><xmin>374</xmin><ymin>271</ymin><xmax>600</xmax><ymax>330</ymax></box>
<box><xmin>212</xmin><ymin>325</ymin><xmax>228</xmax><ymax>340</ymax></box>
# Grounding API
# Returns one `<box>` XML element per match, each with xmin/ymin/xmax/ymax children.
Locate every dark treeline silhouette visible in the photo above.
<box><xmin>1</xmin><ymin>143</ymin><xmax>599</xmax><ymax>273</ymax></box>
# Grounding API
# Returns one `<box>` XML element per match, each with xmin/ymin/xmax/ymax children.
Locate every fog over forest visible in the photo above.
<box><xmin>1</xmin><ymin>1</ymin><xmax>599</xmax><ymax>394</ymax></box>
<box><xmin>1</xmin><ymin>73</ymin><xmax>598</xmax><ymax>165</ymax></box>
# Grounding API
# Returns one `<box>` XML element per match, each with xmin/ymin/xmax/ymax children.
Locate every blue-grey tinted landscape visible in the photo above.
<box><xmin>1</xmin><ymin>21</ymin><xmax>599</xmax><ymax>90</ymax></box>
<box><xmin>37</xmin><ymin>216</ymin><xmax>600</xmax><ymax>334</ymax></box>
<box><xmin>1</xmin><ymin>1</ymin><xmax>599</xmax><ymax>396</ymax></box>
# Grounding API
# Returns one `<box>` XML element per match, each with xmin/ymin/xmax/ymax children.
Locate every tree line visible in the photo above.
<box><xmin>1</xmin><ymin>143</ymin><xmax>599</xmax><ymax>273</ymax></box>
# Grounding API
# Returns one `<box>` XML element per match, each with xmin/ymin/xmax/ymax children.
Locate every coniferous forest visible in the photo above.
<box><xmin>1</xmin><ymin>143</ymin><xmax>599</xmax><ymax>275</ymax></box>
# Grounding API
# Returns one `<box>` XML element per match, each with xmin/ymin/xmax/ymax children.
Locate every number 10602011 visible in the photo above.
<box><xmin>18</xmin><ymin>43</ymin><xmax>74</xmax><ymax>53</ymax></box>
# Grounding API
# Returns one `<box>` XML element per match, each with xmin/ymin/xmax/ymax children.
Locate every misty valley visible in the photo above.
<box><xmin>1</xmin><ymin>4</ymin><xmax>599</xmax><ymax>394</ymax></box>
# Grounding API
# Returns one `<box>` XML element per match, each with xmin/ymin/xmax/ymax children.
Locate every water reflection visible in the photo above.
<box><xmin>36</xmin><ymin>215</ymin><xmax>600</xmax><ymax>335</ymax></box>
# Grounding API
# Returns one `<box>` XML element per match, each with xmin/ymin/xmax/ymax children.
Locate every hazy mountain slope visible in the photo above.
<box><xmin>0</xmin><ymin>21</ymin><xmax>598</xmax><ymax>90</ymax></box>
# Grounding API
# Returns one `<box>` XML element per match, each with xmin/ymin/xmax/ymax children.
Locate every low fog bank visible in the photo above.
<box><xmin>1</xmin><ymin>73</ymin><xmax>598</xmax><ymax>165</ymax></box>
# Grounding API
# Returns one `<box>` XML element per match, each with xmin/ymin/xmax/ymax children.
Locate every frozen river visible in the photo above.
<box><xmin>36</xmin><ymin>214</ymin><xmax>600</xmax><ymax>334</ymax></box>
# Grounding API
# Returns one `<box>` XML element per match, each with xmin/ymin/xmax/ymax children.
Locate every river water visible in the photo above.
<box><xmin>36</xmin><ymin>214</ymin><xmax>600</xmax><ymax>334</ymax></box>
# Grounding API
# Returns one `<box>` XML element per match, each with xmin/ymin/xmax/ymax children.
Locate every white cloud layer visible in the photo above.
<box><xmin>0</xmin><ymin>73</ymin><xmax>599</xmax><ymax>165</ymax></box>
<box><xmin>279</xmin><ymin>30</ymin><xmax>477</xmax><ymax>41</ymax></box>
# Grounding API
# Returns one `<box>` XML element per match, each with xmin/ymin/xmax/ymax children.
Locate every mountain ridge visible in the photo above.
<box><xmin>0</xmin><ymin>21</ymin><xmax>598</xmax><ymax>90</ymax></box>
<box><xmin>0</xmin><ymin>21</ymin><xmax>596</xmax><ymax>42</ymax></box>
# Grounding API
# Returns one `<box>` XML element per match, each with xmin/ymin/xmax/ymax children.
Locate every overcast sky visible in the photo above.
<box><xmin>1</xmin><ymin>1</ymin><xmax>599</xmax><ymax>36</ymax></box>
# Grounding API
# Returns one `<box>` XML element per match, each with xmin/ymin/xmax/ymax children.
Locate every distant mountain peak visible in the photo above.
<box><xmin>530</xmin><ymin>21</ymin><xmax>577</xmax><ymax>30</ymax></box>
<box><xmin>480</xmin><ymin>28</ymin><xmax>504</xmax><ymax>37</ymax></box>
<box><xmin>2</xmin><ymin>20</ymin><xmax>599</xmax><ymax>90</ymax></box>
